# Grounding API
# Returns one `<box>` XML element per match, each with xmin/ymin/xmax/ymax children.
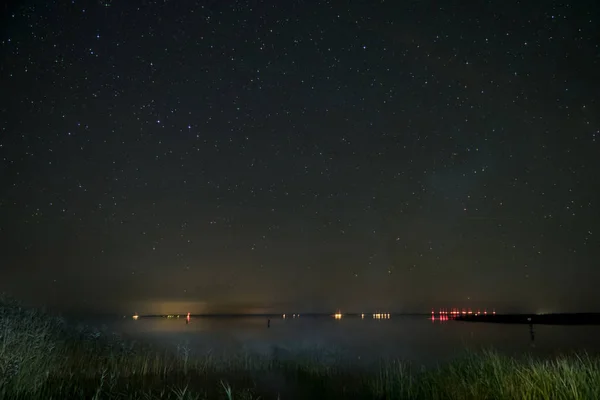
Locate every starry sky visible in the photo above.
<box><xmin>1</xmin><ymin>1</ymin><xmax>599</xmax><ymax>315</ymax></box>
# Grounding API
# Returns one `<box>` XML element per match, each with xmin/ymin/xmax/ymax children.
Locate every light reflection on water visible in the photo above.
<box><xmin>94</xmin><ymin>315</ymin><xmax>600</xmax><ymax>366</ymax></box>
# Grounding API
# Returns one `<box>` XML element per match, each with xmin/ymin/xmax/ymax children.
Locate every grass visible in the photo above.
<box><xmin>1</xmin><ymin>295</ymin><xmax>600</xmax><ymax>399</ymax></box>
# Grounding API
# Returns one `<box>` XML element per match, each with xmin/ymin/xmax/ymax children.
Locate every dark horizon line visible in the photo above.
<box><xmin>132</xmin><ymin>312</ymin><xmax>406</xmax><ymax>318</ymax></box>
<box><xmin>126</xmin><ymin>311</ymin><xmax>600</xmax><ymax>318</ymax></box>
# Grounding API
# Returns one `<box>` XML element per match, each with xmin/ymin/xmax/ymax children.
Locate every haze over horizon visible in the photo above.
<box><xmin>1</xmin><ymin>1</ymin><xmax>598</xmax><ymax>316</ymax></box>
<box><xmin>30</xmin><ymin>298</ymin><xmax>551</xmax><ymax>317</ymax></box>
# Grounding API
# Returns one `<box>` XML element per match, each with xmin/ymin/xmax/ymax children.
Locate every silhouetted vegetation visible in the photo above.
<box><xmin>2</xmin><ymin>295</ymin><xmax>599</xmax><ymax>399</ymax></box>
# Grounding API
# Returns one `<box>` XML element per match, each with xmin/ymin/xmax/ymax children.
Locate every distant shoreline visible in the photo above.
<box><xmin>455</xmin><ymin>313</ymin><xmax>600</xmax><ymax>325</ymax></box>
<box><xmin>129</xmin><ymin>313</ymin><xmax>416</xmax><ymax>318</ymax></box>
<box><xmin>126</xmin><ymin>312</ymin><xmax>600</xmax><ymax>326</ymax></box>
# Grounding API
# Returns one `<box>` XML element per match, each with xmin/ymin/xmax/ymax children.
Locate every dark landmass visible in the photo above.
<box><xmin>455</xmin><ymin>313</ymin><xmax>600</xmax><ymax>325</ymax></box>
<box><xmin>136</xmin><ymin>313</ymin><xmax>404</xmax><ymax>318</ymax></box>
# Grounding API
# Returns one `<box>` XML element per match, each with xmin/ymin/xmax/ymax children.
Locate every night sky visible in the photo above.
<box><xmin>1</xmin><ymin>1</ymin><xmax>599</xmax><ymax>315</ymax></box>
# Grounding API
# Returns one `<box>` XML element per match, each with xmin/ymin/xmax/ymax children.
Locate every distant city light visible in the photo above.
<box><xmin>372</xmin><ymin>313</ymin><xmax>390</xmax><ymax>319</ymax></box>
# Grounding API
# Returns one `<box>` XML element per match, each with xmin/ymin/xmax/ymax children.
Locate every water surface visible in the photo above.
<box><xmin>94</xmin><ymin>315</ymin><xmax>600</xmax><ymax>366</ymax></box>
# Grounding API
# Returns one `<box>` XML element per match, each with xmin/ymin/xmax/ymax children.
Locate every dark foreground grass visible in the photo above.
<box><xmin>1</xmin><ymin>296</ymin><xmax>599</xmax><ymax>400</ymax></box>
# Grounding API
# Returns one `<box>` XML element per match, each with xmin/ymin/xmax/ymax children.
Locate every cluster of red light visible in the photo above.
<box><xmin>431</xmin><ymin>309</ymin><xmax>451</xmax><ymax>321</ymax></box>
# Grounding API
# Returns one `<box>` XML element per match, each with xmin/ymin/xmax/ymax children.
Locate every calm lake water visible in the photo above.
<box><xmin>95</xmin><ymin>315</ymin><xmax>600</xmax><ymax>366</ymax></box>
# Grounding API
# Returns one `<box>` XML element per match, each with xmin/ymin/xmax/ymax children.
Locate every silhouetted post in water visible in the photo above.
<box><xmin>529</xmin><ymin>324</ymin><xmax>535</xmax><ymax>341</ymax></box>
<box><xmin>528</xmin><ymin>317</ymin><xmax>535</xmax><ymax>346</ymax></box>
<box><xmin>267</xmin><ymin>319</ymin><xmax>271</xmax><ymax>328</ymax></box>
